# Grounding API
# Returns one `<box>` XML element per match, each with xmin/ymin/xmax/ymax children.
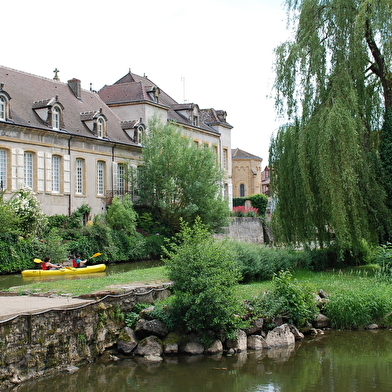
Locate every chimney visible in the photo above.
<box><xmin>68</xmin><ymin>78</ymin><xmax>81</xmax><ymax>99</ymax></box>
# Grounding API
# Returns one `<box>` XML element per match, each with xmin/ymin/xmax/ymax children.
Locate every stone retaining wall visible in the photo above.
<box><xmin>214</xmin><ymin>217</ymin><xmax>264</xmax><ymax>244</ymax></box>
<box><xmin>0</xmin><ymin>284</ymin><xmax>171</xmax><ymax>390</ymax></box>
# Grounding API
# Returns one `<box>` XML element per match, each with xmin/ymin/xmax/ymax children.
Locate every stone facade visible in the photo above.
<box><xmin>232</xmin><ymin>148</ymin><xmax>263</xmax><ymax>198</ymax></box>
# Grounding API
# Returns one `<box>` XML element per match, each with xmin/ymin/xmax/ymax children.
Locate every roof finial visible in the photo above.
<box><xmin>53</xmin><ymin>68</ymin><xmax>60</xmax><ymax>81</ymax></box>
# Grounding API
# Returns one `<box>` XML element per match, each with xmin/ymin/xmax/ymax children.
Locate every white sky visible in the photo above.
<box><xmin>3</xmin><ymin>0</ymin><xmax>291</xmax><ymax>165</ymax></box>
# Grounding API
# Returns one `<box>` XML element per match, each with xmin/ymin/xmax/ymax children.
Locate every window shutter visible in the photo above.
<box><xmin>37</xmin><ymin>151</ymin><xmax>45</xmax><ymax>192</ymax></box>
<box><xmin>11</xmin><ymin>148</ymin><xmax>24</xmax><ymax>190</ymax></box>
<box><xmin>45</xmin><ymin>152</ymin><xmax>52</xmax><ymax>192</ymax></box>
<box><xmin>112</xmin><ymin>161</ymin><xmax>118</xmax><ymax>192</ymax></box>
<box><xmin>63</xmin><ymin>155</ymin><xmax>71</xmax><ymax>194</ymax></box>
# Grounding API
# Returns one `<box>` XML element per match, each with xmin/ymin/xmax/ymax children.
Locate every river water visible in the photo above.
<box><xmin>12</xmin><ymin>330</ymin><xmax>392</xmax><ymax>392</ymax></box>
<box><xmin>2</xmin><ymin>264</ymin><xmax>392</xmax><ymax>391</ymax></box>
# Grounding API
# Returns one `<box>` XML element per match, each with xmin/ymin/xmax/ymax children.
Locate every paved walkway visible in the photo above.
<box><xmin>0</xmin><ymin>295</ymin><xmax>95</xmax><ymax>321</ymax></box>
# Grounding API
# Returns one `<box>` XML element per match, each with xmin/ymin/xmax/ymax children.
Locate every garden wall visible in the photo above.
<box><xmin>215</xmin><ymin>217</ymin><xmax>264</xmax><ymax>244</ymax></box>
<box><xmin>0</xmin><ymin>284</ymin><xmax>171</xmax><ymax>390</ymax></box>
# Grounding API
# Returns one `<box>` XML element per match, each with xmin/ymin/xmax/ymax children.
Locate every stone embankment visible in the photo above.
<box><xmin>0</xmin><ymin>283</ymin><xmax>331</xmax><ymax>390</ymax></box>
<box><xmin>0</xmin><ymin>284</ymin><xmax>171</xmax><ymax>390</ymax></box>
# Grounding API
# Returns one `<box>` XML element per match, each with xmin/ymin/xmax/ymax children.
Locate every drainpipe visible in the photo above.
<box><xmin>112</xmin><ymin>142</ymin><xmax>116</xmax><ymax>195</ymax></box>
<box><xmin>68</xmin><ymin>136</ymin><xmax>73</xmax><ymax>216</ymax></box>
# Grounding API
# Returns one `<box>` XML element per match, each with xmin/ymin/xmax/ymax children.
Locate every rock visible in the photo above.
<box><xmin>135</xmin><ymin>318</ymin><xmax>169</xmax><ymax>339</ymax></box>
<box><xmin>139</xmin><ymin>306</ymin><xmax>156</xmax><ymax>320</ymax></box>
<box><xmin>163</xmin><ymin>333</ymin><xmax>180</xmax><ymax>355</ymax></box>
<box><xmin>313</xmin><ymin>314</ymin><xmax>330</xmax><ymax>329</ymax></box>
<box><xmin>366</xmin><ymin>324</ymin><xmax>379</xmax><ymax>330</ymax></box>
<box><xmin>205</xmin><ymin>340</ymin><xmax>223</xmax><ymax>354</ymax></box>
<box><xmin>65</xmin><ymin>365</ymin><xmax>79</xmax><ymax>373</ymax></box>
<box><xmin>117</xmin><ymin>327</ymin><xmax>138</xmax><ymax>354</ymax></box>
<box><xmin>225</xmin><ymin>329</ymin><xmax>247</xmax><ymax>352</ymax></box>
<box><xmin>182</xmin><ymin>341</ymin><xmax>205</xmax><ymax>355</ymax></box>
<box><xmin>134</xmin><ymin>336</ymin><xmax>163</xmax><ymax>357</ymax></box>
<box><xmin>247</xmin><ymin>335</ymin><xmax>268</xmax><ymax>350</ymax></box>
<box><xmin>244</xmin><ymin>318</ymin><xmax>264</xmax><ymax>335</ymax></box>
<box><xmin>288</xmin><ymin>324</ymin><xmax>304</xmax><ymax>341</ymax></box>
<box><xmin>265</xmin><ymin>324</ymin><xmax>295</xmax><ymax>348</ymax></box>
<box><xmin>144</xmin><ymin>355</ymin><xmax>163</xmax><ymax>362</ymax></box>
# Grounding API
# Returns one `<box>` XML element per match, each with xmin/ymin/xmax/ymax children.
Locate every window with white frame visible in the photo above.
<box><xmin>0</xmin><ymin>97</ymin><xmax>5</xmax><ymax>121</ymax></box>
<box><xmin>97</xmin><ymin>117</ymin><xmax>105</xmax><ymax>138</ymax></box>
<box><xmin>52</xmin><ymin>106</ymin><xmax>60</xmax><ymax>130</ymax></box>
<box><xmin>76</xmin><ymin>158</ymin><xmax>84</xmax><ymax>194</ymax></box>
<box><xmin>118</xmin><ymin>163</ymin><xmax>126</xmax><ymax>194</ymax></box>
<box><xmin>0</xmin><ymin>149</ymin><xmax>7</xmax><ymax>189</ymax></box>
<box><xmin>52</xmin><ymin>155</ymin><xmax>60</xmax><ymax>193</ymax></box>
<box><xmin>97</xmin><ymin>161</ymin><xmax>105</xmax><ymax>196</ymax></box>
<box><xmin>223</xmin><ymin>148</ymin><xmax>228</xmax><ymax>170</ymax></box>
<box><xmin>24</xmin><ymin>152</ymin><xmax>34</xmax><ymax>189</ymax></box>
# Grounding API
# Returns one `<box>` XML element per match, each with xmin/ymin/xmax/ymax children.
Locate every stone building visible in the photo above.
<box><xmin>0</xmin><ymin>66</ymin><xmax>233</xmax><ymax>218</ymax></box>
<box><xmin>231</xmin><ymin>148</ymin><xmax>263</xmax><ymax>198</ymax></box>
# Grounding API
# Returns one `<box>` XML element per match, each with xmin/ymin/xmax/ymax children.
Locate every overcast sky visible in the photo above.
<box><xmin>3</xmin><ymin>0</ymin><xmax>291</xmax><ymax>165</ymax></box>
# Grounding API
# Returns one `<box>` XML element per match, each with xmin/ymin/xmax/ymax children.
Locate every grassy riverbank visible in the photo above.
<box><xmin>5</xmin><ymin>265</ymin><xmax>392</xmax><ymax>330</ymax></box>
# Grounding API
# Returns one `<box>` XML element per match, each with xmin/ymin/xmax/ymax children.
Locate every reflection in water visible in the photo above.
<box><xmin>15</xmin><ymin>330</ymin><xmax>392</xmax><ymax>392</ymax></box>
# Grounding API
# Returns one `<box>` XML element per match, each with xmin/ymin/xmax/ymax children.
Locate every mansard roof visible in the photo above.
<box><xmin>232</xmin><ymin>148</ymin><xmax>262</xmax><ymax>160</ymax></box>
<box><xmin>99</xmin><ymin>71</ymin><xmax>232</xmax><ymax>134</ymax></box>
<box><xmin>0</xmin><ymin>65</ymin><xmax>138</xmax><ymax>146</ymax></box>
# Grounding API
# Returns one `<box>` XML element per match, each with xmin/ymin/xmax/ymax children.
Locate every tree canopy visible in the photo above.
<box><xmin>134</xmin><ymin>119</ymin><xmax>229</xmax><ymax>234</ymax></box>
<box><xmin>270</xmin><ymin>0</ymin><xmax>392</xmax><ymax>255</ymax></box>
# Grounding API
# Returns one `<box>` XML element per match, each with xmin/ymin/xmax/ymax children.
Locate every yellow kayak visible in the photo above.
<box><xmin>22</xmin><ymin>264</ymin><xmax>106</xmax><ymax>277</ymax></box>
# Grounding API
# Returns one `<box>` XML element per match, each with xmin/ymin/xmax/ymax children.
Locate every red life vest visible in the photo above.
<box><xmin>72</xmin><ymin>259</ymin><xmax>78</xmax><ymax>268</ymax></box>
<box><xmin>41</xmin><ymin>262</ymin><xmax>48</xmax><ymax>270</ymax></box>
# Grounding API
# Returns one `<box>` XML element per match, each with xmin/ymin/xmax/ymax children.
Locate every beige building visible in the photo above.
<box><xmin>0</xmin><ymin>66</ymin><xmax>233</xmax><ymax>218</ymax></box>
<box><xmin>231</xmin><ymin>148</ymin><xmax>263</xmax><ymax>198</ymax></box>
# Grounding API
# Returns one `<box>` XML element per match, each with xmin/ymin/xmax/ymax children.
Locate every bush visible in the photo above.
<box><xmin>106</xmin><ymin>195</ymin><xmax>137</xmax><ymax>235</ymax></box>
<box><xmin>163</xmin><ymin>217</ymin><xmax>244</xmax><ymax>339</ymax></box>
<box><xmin>250</xmin><ymin>270</ymin><xmax>318</xmax><ymax>329</ymax></box>
<box><xmin>229</xmin><ymin>241</ymin><xmax>307</xmax><ymax>282</ymax></box>
<box><xmin>248</xmin><ymin>194</ymin><xmax>268</xmax><ymax>216</ymax></box>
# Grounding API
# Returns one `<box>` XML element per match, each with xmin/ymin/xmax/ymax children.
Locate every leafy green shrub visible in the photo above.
<box><xmin>248</xmin><ymin>193</ymin><xmax>268</xmax><ymax>216</ymax></box>
<box><xmin>229</xmin><ymin>241</ymin><xmax>307</xmax><ymax>282</ymax></box>
<box><xmin>233</xmin><ymin>197</ymin><xmax>246</xmax><ymax>207</ymax></box>
<box><xmin>106</xmin><ymin>195</ymin><xmax>137</xmax><ymax>235</ymax></box>
<box><xmin>250</xmin><ymin>270</ymin><xmax>318</xmax><ymax>328</ymax></box>
<box><xmin>324</xmin><ymin>281</ymin><xmax>392</xmax><ymax>329</ymax></box>
<box><xmin>163</xmin><ymin>217</ymin><xmax>244</xmax><ymax>339</ymax></box>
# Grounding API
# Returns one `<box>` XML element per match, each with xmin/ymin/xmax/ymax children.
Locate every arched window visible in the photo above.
<box><xmin>0</xmin><ymin>149</ymin><xmax>7</xmax><ymax>190</ymax></box>
<box><xmin>52</xmin><ymin>106</ymin><xmax>60</xmax><ymax>130</ymax></box>
<box><xmin>97</xmin><ymin>117</ymin><xmax>104</xmax><ymax>138</ymax></box>
<box><xmin>24</xmin><ymin>152</ymin><xmax>34</xmax><ymax>189</ymax></box>
<box><xmin>52</xmin><ymin>155</ymin><xmax>61</xmax><ymax>193</ymax></box>
<box><xmin>76</xmin><ymin>158</ymin><xmax>84</xmax><ymax>194</ymax></box>
<box><xmin>0</xmin><ymin>96</ymin><xmax>5</xmax><ymax>121</ymax></box>
<box><xmin>97</xmin><ymin>161</ymin><xmax>105</xmax><ymax>196</ymax></box>
<box><xmin>240</xmin><ymin>183</ymin><xmax>245</xmax><ymax>197</ymax></box>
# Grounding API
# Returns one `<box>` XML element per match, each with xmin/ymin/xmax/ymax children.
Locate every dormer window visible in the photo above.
<box><xmin>80</xmin><ymin>110</ymin><xmax>107</xmax><ymax>138</ymax></box>
<box><xmin>97</xmin><ymin>117</ymin><xmax>105</xmax><ymax>138</ymax></box>
<box><xmin>33</xmin><ymin>96</ymin><xmax>64</xmax><ymax>130</ymax></box>
<box><xmin>52</xmin><ymin>106</ymin><xmax>60</xmax><ymax>130</ymax></box>
<box><xmin>0</xmin><ymin>85</ymin><xmax>11</xmax><ymax>122</ymax></box>
<box><xmin>0</xmin><ymin>97</ymin><xmax>5</xmax><ymax>120</ymax></box>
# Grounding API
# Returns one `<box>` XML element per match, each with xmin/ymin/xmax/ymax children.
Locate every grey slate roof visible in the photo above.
<box><xmin>99</xmin><ymin>71</ymin><xmax>232</xmax><ymax>134</ymax></box>
<box><xmin>0</xmin><ymin>65</ymin><xmax>138</xmax><ymax>146</ymax></box>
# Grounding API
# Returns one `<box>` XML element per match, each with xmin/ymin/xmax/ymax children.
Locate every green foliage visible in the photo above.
<box><xmin>233</xmin><ymin>197</ymin><xmax>246</xmax><ymax>207</ymax></box>
<box><xmin>106</xmin><ymin>195</ymin><xmax>137</xmax><ymax>235</ymax></box>
<box><xmin>250</xmin><ymin>270</ymin><xmax>318</xmax><ymax>329</ymax></box>
<box><xmin>0</xmin><ymin>190</ymin><xmax>21</xmax><ymax>236</ymax></box>
<box><xmin>325</xmin><ymin>282</ymin><xmax>392</xmax><ymax>329</ymax></box>
<box><xmin>229</xmin><ymin>241</ymin><xmax>307</xmax><ymax>282</ymax></box>
<box><xmin>163</xmin><ymin>217</ymin><xmax>244</xmax><ymax>339</ymax></box>
<box><xmin>271</xmin><ymin>0</ymin><xmax>392</xmax><ymax>256</ymax></box>
<box><xmin>135</xmin><ymin>118</ymin><xmax>229</xmax><ymax>235</ymax></box>
<box><xmin>248</xmin><ymin>194</ymin><xmax>268</xmax><ymax>216</ymax></box>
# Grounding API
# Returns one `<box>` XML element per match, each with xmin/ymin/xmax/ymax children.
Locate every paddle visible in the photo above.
<box><xmin>34</xmin><ymin>258</ymin><xmax>43</xmax><ymax>263</ymax></box>
<box><xmin>89</xmin><ymin>252</ymin><xmax>101</xmax><ymax>259</ymax></box>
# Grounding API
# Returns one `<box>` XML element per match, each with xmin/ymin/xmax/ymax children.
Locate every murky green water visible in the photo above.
<box><xmin>14</xmin><ymin>330</ymin><xmax>392</xmax><ymax>392</ymax></box>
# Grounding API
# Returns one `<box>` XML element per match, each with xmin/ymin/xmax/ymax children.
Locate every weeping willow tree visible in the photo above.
<box><xmin>270</xmin><ymin>0</ymin><xmax>392</xmax><ymax>256</ymax></box>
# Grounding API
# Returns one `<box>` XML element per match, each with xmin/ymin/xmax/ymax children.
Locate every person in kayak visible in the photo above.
<box><xmin>74</xmin><ymin>254</ymin><xmax>87</xmax><ymax>268</ymax></box>
<box><xmin>41</xmin><ymin>257</ymin><xmax>62</xmax><ymax>270</ymax></box>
